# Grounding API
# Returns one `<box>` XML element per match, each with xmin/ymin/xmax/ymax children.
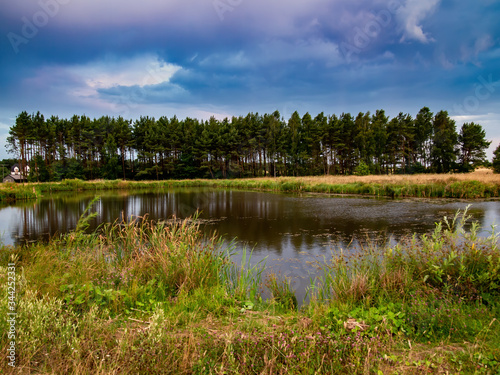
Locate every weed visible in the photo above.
<box><xmin>265</xmin><ymin>273</ymin><xmax>298</xmax><ymax>311</ymax></box>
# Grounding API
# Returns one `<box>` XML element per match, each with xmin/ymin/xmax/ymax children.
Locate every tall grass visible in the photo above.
<box><xmin>0</xmin><ymin>183</ymin><xmax>39</xmax><ymax>201</ymax></box>
<box><xmin>265</xmin><ymin>273</ymin><xmax>298</xmax><ymax>311</ymax></box>
<box><xmin>2</xmin><ymin>168</ymin><xmax>500</xmax><ymax>203</ymax></box>
<box><xmin>309</xmin><ymin>205</ymin><xmax>500</xmax><ymax>347</ymax></box>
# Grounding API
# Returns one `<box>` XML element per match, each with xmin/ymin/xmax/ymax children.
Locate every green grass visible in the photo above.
<box><xmin>2</xmin><ymin>176</ymin><xmax>500</xmax><ymax>203</ymax></box>
<box><xmin>0</xmin><ymin>183</ymin><xmax>39</xmax><ymax>201</ymax></box>
<box><xmin>1</xmin><ymin>204</ymin><xmax>499</xmax><ymax>374</ymax></box>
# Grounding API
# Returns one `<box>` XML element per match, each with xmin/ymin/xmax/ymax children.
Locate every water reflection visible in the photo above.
<box><xmin>1</xmin><ymin>189</ymin><xmax>499</xmax><ymax>252</ymax></box>
<box><xmin>2</xmin><ymin>189</ymin><xmax>500</xmax><ymax>303</ymax></box>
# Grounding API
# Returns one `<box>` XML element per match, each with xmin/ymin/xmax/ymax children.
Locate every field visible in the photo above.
<box><xmin>1</xmin><ymin>202</ymin><xmax>499</xmax><ymax>374</ymax></box>
<box><xmin>295</xmin><ymin>167</ymin><xmax>499</xmax><ymax>184</ymax></box>
<box><xmin>2</xmin><ymin>168</ymin><xmax>500</xmax><ymax>202</ymax></box>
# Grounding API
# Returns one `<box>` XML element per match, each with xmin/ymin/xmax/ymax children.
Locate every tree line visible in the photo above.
<box><xmin>5</xmin><ymin>108</ymin><xmax>494</xmax><ymax>182</ymax></box>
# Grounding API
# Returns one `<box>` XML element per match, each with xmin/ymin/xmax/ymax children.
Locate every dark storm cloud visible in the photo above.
<box><xmin>0</xmin><ymin>0</ymin><xmax>499</xmax><ymax>158</ymax></box>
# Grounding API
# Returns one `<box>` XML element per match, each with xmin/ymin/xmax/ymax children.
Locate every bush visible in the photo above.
<box><xmin>354</xmin><ymin>161</ymin><xmax>371</xmax><ymax>176</ymax></box>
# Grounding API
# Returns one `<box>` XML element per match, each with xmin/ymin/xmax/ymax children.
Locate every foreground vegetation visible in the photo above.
<box><xmin>2</xmin><ymin>168</ymin><xmax>500</xmax><ymax>203</ymax></box>
<box><xmin>1</xmin><ymin>203</ymin><xmax>499</xmax><ymax>374</ymax></box>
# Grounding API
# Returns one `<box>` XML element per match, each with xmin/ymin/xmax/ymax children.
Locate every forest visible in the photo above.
<box><xmin>4</xmin><ymin>107</ymin><xmax>494</xmax><ymax>182</ymax></box>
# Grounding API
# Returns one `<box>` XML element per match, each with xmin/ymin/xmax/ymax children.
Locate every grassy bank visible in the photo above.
<box><xmin>2</xmin><ymin>168</ymin><xmax>500</xmax><ymax>202</ymax></box>
<box><xmin>1</xmin><ymin>204</ymin><xmax>499</xmax><ymax>374</ymax></box>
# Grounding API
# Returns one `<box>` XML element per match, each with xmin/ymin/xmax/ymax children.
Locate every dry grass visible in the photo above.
<box><xmin>30</xmin><ymin>167</ymin><xmax>500</xmax><ymax>186</ymax></box>
<box><xmin>379</xmin><ymin>267</ymin><xmax>410</xmax><ymax>295</ymax></box>
<box><xmin>5</xmin><ymin>168</ymin><xmax>499</xmax><ymax>203</ymax></box>
<box><xmin>377</xmin><ymin>344</ymin><xmax>469</xmax><ymax>374</ymax></box>
<box><xmin>248</xmin><ymin>168</ymin><xmax>500</xmax><ymax>186</ymax></box>
<box><xmin>142</xmin><ymin>168</ymin><xmax>499</xmax><ymax>185</ymax></box>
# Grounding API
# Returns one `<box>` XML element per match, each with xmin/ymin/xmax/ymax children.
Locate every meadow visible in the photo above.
<box><xmin>2</xmin><ymin>168</ymin><xmax>500</xmax><ymax>202</ymax></box>
<box><xmin>1</xmin><ymin>201</ymin><xmax>499</xmax><ymax>374</ymax></box>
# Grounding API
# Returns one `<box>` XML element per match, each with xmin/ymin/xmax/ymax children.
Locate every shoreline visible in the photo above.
<box><xmin>2</xmin><ymin>169</ymin><xmax>500</xmax><ymax>202</ymax></box>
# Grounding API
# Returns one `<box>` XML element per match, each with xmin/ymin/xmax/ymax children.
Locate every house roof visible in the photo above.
<box><xmin>3</xmin><ymin>175</ymin><xmax>17</xmax><ymax>183</ymax></box>
<box><xmin>3</xmin><ymin>174</ymin><xmax>27</xmax><ymax>183</ymax></box>
<box><xmin>9</xmin><ymin>163</ymin><xmax>29</xmax><ymax>174</ymax></box>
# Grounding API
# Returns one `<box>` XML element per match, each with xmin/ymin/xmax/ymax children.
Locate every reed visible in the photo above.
<box><xmin>265</xmin><ymin>273</ymin><xmax>298</xmax><ymax>311</ymax></box>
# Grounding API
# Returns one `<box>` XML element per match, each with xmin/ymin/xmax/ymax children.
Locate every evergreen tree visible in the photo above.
<box><xmin>7</xmin><ymin>111</ymin><xmax>33</xmax><ymax>176</ymax></box>
<box><xmin>102</xmin><ymin>134</ymin><xmax>120</xmax><ymax>180</ymax></box>
<box><xmin>413</xmin><ymin>107</ymin><xmax>433</xmax><ymax>169</ymax></box>
<box><xmin>314</xmin><ymin>112</ymin><xmax>329</xmax><ymax>175</ymax></box>
<box><xmin>493</xmin><ymin>144</ymin><xmax>500</xmax><ymax>173</ymax></box>
<box><xmin>386</xmin><ymin>117</ymin><xmax>400</xmax><ymax>173</ymax></box>
<box><xmin>371</xmin><ymin>110</ymin><xmax>388</xmax><ymax>174</ymax></box>
<box><xmin>458</xmin><ymin>122</ymin><xmax>491</xmax><ymax>170</ymax></box>
<box><xmin>397</xmin><ymin>112</ymin><xmax>415</xmax><ymax>173</ymax></box>
<box><xmin>114</xmin><ymin>116</ymin><xmax>132</xmax><ymax>179</ymax></box>
<box><xmin>354</xmin><ymin>111</ymin><xmax>372</xmax><ymax>169</ymax></box>
<box><xmin>338</xmin><ymin>113</ymin><xmax>356</xmax><ymax>174</ymax></box>
<box><xmin>288</xmin><ymin>111</ymin><xmax>302</xmax><ymax>176</ymax></box>
<box><xmin>6</xmin><ymin>108</ymin><xmax>493</xmax><ymax>180</ymax></box>
<box><xmin>431</xmin><ymin>111</ymin><xmax>458</xmax><ymax>173</ymax></box>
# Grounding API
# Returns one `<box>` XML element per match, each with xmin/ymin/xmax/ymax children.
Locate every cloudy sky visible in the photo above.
<box><xmin>1</xmin><ymin>0</ymin><xmax>499</xmax><ymax>159</ymax></box>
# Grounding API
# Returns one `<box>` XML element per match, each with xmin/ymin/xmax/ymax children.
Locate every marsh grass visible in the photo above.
<box><xmin>1</xmin><ymin>203</ymin><xmax>500</xmax><ymax>373</ymax></box>
<box><xmin>2</xmin><ymin>168</ymin><xmax>500</xmax><ymax>203</ymax></box>
<box><xmin>0</xmin><ymin>183</ymin><xmax>39</xmax><ymax>201</ymax></box>
<box><xmin>309</xmin><ymin>205</ymin><xmax>500</xmax><ymax>355</ymax></box>
<box><xmin>265</xmin><ymin>273</ymin><xmax>298</xmax><ymax>311</ymax></box>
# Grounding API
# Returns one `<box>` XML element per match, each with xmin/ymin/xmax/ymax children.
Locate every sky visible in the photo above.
<box><xmin>0</xmin><ymin>0</ymin><xmax>499</xmax><ymax>160</ymax></box>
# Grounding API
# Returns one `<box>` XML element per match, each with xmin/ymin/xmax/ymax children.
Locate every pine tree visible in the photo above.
<box><xmin>492</xmin><ymin>144</ymin><xmax>500</xmax><ymax>173</ymax></box>
<box><xmin>7</xmin><ymin>111</ymin><xmax>33</xmax><ymax>177</ymax></box>
<box><xmin>371</xmin><ymin>110</ymin><xmax>388</xmax><ymax>174</ymax></box>
<box><xmin>458</xmin><ymin>122</ymin><xmax>491</xmax><ymax>171</ymax></box>
<box><xmin>413</xmin><ymin>107</ymin><xmax>433</xmax><ymax>169</ymax></box>
<box><xmin>431</xmin><ymin>111</ymin><xmax>458</xmax><ymax>173</ymax></box>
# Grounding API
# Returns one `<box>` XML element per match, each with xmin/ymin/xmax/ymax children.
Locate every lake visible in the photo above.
<box><xmin>1</xmin><ymin>188</ymin><xmax>500</xmax><ymax>300</ymax></box>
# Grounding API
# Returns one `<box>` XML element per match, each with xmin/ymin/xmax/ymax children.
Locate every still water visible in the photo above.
<box><xmin>1</xmin><ymin>188</ymin><xmax>500</xmax><ymax>298</ymax></box>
